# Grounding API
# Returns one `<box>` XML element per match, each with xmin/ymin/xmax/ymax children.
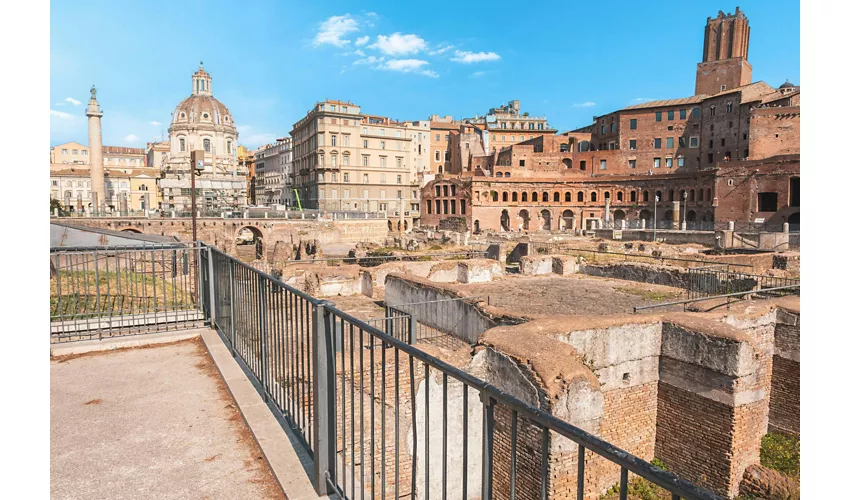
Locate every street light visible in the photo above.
<box><xmin>683</xmin><ymin>191</ymin><xmax>689</xmax><ymax>231</ymax></box>
<box><xmin>653</xmin><ymin>194</ymin><xmax>659</xmax><ymax>242</ymax></box>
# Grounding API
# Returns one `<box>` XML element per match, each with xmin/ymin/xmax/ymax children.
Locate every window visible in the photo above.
<box><xmin>655</xmin><ymin>112</ymin><xmax>662</xmax><ymax>122</ymax></box>
<box><xmin>343</xmin><ymin>155</ymin><xmax>349</xmax><ymax>166</ymax></box>
<box><xmin>380</xmin><ymin>157</ymin><xmax>386</xmax><ymax>168</ymax></box>
<box><xmin>397</xmin><ymin>175</ymin><xmax>402</xmax><ymax>184</ymax></box>
<box><xmin>680</xmin><ymin>109</ymin><xmax>687</xmax><ymax>119</ymax></box>
<box><xmin>677</xmin><ymin>156</ymin><xmax>685</xmax><ymax>167</ymax></box>
<box><xmin>617</xmin><ymin>192</ymin><xmax>623</xmax><ymax>202</ymax></box>
<box><xmin>709</xmin><ymin>139</ymin><xmax>714</xmax><ymax>148</ymax></box>
<box><xmin>689</xmin><ymin>136</ymin><xmax>699</xmax><ymax>148</ymax></box>
<box><xmin>566</xmin><ymin>192</ymin><xmax>572</xmax><ymax>202</ymax></box>
<box><xmin>600</xmin><ymin>160</ymin><xmax>607</xmax><ymax>170</ymax></box>
<box><xmin>450</xmin><ymin>200</ymin><xmax>456</xmax><ymax>214</ymax></box>
<box><xmin>665</xmin><ymin>157</ymin><xmax>673</xmax><ymax>168</ymax></box>
<box><xmin>363</xmin><ymin>139</ymin><xmax>369</xmax><ymax>148</ymax></box>
<box><xmin>380</xmin><ymin>141</ymin><xmax>385</xmax><ymax>149</ymax></box>
<box><xmin>362</xmin><ymin>155</ymin><xmax>369</xmax><ymax>166</ymax></box>
<box><xmin>435</xmin><ymin>186</ymin><xmax>441</xmax><ymax>197</ymax></box>
<box><xmin>179</xmin><ymin>138</ymin><xmax>185</xmax><ymax>152</ymax></box>
<box><xmin>630</xmin><ymin>118</ymin><xmax>637</xmax><ymax>130</ymax></box>
<box><xmin>331</xmin><ymin>135</ymin><xmax>337</xmax><ymax>146</ymax></box>
<box><xmin>601</xmin><ymin>125</ymin><xmax>606</xmax><ymax>135</ymax></box>
<box><xmin>435</xmin><ymin>151</ymin><xmax>441</xmax><ymax>161</ymax></box>
<box><xmin>693</xmin><ymin>107</ymin><xmax>701</xmax><ymax>118</ymax></box>
<box><xmin>461</xmin><ymin>200</ymin><xmax>466</xmax><ymax>214</ymax></box>
<box><xmin>757</xmin><ymin>192</ymin><xmax>778</xmax><ymax>212</ymax></box>
<box><xmin>666</xmin><ymin>137</ymin><xmax>674</xmax><ymax>148</ymax></box>
<box><xmin>363</xmin><ymin>173</ymin><xmax>369</xmax><ymax>183</ymax></box>
<box><xmin>709</xmin><ymin>106</ymin><xmax>716</xmax><ymax>117</ymax></box>
<box><xmin>790</xmin><ymin>177</ymin><xmax>800</xmax><ymax>207</ymax></box>
<box><xmin>380</xmin><ymin>174</ymin><xmax>386</xmax><ymax>184</ymax></box>
<box><xmin>343</xmin><ymin>135</ymin><xmax>349</xmax><ymax>146</ymax></box>
<box><xmin>653</xmin><ymin>158</ymin><xmax>661</xmax><ymax>168</ymax></box>
<box><xmin>629</xmin><ymin>159</ymin><xmax>636</xmax><ymax>169</ymax></box>
<box><xmin>532</xmin><ymin>192</ymin><xmax>538</xmax><ymax>202</ymax></box>
<box><xmin>61</xmin><ymin>149</ymin><xmax>68</xmax><ymax>154</ymax></box>
<box><xmin>553</xmin><ymin>192</ymin><xmax>559</xmax><ymax>202</ymax></box>
<box><xmin>451</xmin><ymin>185</ymin><xmax>456</xmax><ymax>196</ymax></box>
<box><xmin>522</xmin><ymin>192</ymin><xmax>528</xmax><ymax>202</ymax></box>
<box><xmin>560</xmin><ymin>143</ymin><xmax>569</xmax><ymax>152</ymax></box>
<box><xmin>72</xmin><ymin>149</ymin><xmax>78</xmax><ymax>155</ymax></box>
<box><xmin>512</xmin><ymin>192</ymin><xmax>518</xmax><ymax>202</ymax></box>
<box><xmin>203</xmin><ymin>138</ymin><xmax>211</xmax><ymax>152</ymax></box>
<box><xmin>726</xmin><ymin>102</ymin><xmax>733</xmax><ymax>113</ymax></box>
<box><xmin>721</xmin><ymin>138</ymin><xmax>726</xmax><ymax>147</ymax></box>
<box><xmin>82</xmin><ymin>150</ymin><xmax>87</xmax><ymax>156</ymax></box>
<box><xmin>591</xmin><ymin>192</ymin><xmax>597</xmax><ymax>202</ymax></box>
<box><xmin>331</xmin><ymin>155</ymin><xmax>337</xmax><ymax>167</ymax></box>
<box><xmin>667</xmin><ymin>111</ymin><xmax>674</xmax><ymax>120</ymax></box>
<box><xmin>519</xmin><ymin>160</ymin><xmax>526</xmax><ymax>167</ymax></box>
<box><xmin>577</xmin><ymin>192</ymin><xmax>584</xmax><ymax>202</ymax></box>
<box><xmin>579</xmin><ymin>160</ymin><xmax>586</xmax><ymax>171</ymax></box>
<box><xmin>343</xmin><ymin>173</ymin><xmax>349</xmax><ymax>182</ymax></box>
<box><xmin>654</xmin><ymin>138</ymin><xmax>662</xmax><ymax>149</ymax></box>
<box><xmin>742</xmin><ymin>133</ymin><xmax>748</xmax><ymax>140</ymax></box>
<box><xmin>427</xmin><ymin>200</ymin><xmax>432</xmax><ymax>214</ymax></box>
<box><xmin>629</xmin><ymin>140</ymin><xmax>637</xmax><ymax>150</ymax></box>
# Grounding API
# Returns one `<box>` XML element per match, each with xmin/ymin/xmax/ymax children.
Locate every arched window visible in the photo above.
<box><xmin>604</xmin><ymin>191</ymin><xmax>611</xmax><ymax>200</ymax></box>
<box><xmin>203</xmin><ymin>138</ymin><xmax>211</xmax><ymax>152</ymax></box>
<box><xmin>565</xmin><ymin>192</ymin><xmax>572</xmax><ymax>202</ymax></box>
<box><xmin>227</xmin><ymin>141</ymin><xmax>232</xmax><ymax>154</ymax></box>
<box><xmin>512</xmin><ymin>192</ymin><xmax>518</xmax><ymax>202</ymax></box>
<box><xmin>710</xmin><ymin>105</ymin><xmax>716</xmax><ymax>117</ymax></box>
<box><xmin>542</xmin><ymin>192</ymin><xmax>549</xmax><ymax>202</ymax></box>
<box><xmin>438</xmin><ymin>166</ymin><xmax>443</xmax><ymax>174</ymax></box>
<box><xmin>630</xmin><ymin>191</ymin><xmax>636</xmax><ymax>202</ymax></box>
<box><xmin>559</xmin><ymin>143</ymin><xmax>569</xmax><ymax>153</ymax></box>
<box><xmin>504</xmin><ymin>172</ymin><xmax>511</xmax><ymax>178</ymax></box>
<box><xmin>502</xmin><ymin>192</ymin><xmax>508</xmax><ymax>202</ymax></box>
<box><xmin>656</xmin><ymin>191</ymin><xmax>663</xmax><ymax>202</ymax></box>
<box><xmin>642</xmin><ymin>191</ymin><xmax>649</xmax><ymax>202</ymax></box>
<box><xmin>577</xmin><ymin>192</ymin><xmax>584</xmax><ymax>202</ymax></box>
<box><xmin>707</xmin><ymin>188</ymin><xmax>712</xmax><ymax>201</ymax></box>
<box><xmin>522</xmin><ymin>192</ymin><xmax>528</xmax><ymax>202</ymax></box>
<box><xmin>726</xmin><ymin>102</ymin><xmax>733</xmax><ymax>113</ymax></box>
<box><xmin>496</xmin><ymin>172</ymin><xmax>503</xmax><ymax>177</ymax></box>
<box><xmin>491</xmin><ymin>191</ymin><xmax>498</xmax><ymax>201</ymax></box>
<box><xmin>617</xmin><ymin>192</ymin><xmax>623</xmax><ymax>202</ymax></box>
<box><xmin>553</xmin><ymin>192</ymin><xmax>560</xmax><ymax>202</ymax></box>
<box><xmin>532</xmin><ymin>192</ymin><xmax>538</xmax><ymax>202</ymax></box>
<box><xmin>680</xmin><ymin>190</ymin><xmax>687</xmax><ymax>201</ymax></box>
<box><xmin>179</xmin><ymin>138</ymin><xmax>186</xmax><ymax>152</ymax></box>
<box><xmin>591</xmin><ymin>192</ymin><xmax>598</xmax><ymax>202</ymax></box>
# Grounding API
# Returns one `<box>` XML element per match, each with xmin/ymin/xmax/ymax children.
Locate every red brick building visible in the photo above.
<box><xmin>420</xmin><ymin>7</ymin><xmax>800</xmax><ymax>233</ymax></box>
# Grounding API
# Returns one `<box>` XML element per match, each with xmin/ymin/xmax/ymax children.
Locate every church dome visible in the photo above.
<box><xmin>170</xmin><ymin>63</ymin><xmax>236</xmax><ymax>129</ymax></box>
<box><xmin>779</xmin><ymin>80</ymin><xmax>796</xmax><ymax>89</ymax></box>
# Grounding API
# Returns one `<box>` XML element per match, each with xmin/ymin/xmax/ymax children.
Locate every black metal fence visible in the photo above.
<box><xmin>50</xmin><ymin>243</ymin><xmax>204</xmax><ymax>342</ymax></box>
<box><xmin>687</xmin><ymin>267</ymin><xmax>801</xmax><ymax>300</ymax></box>
<box><xmin>385</xmin><ymin>296</ymin><xmax>489</xmax><ymax>350</ymax></box>
<box><xmin>200</xmin><ymin>245</ymin><xmax>721</xmax><ymax>500</ymax></box>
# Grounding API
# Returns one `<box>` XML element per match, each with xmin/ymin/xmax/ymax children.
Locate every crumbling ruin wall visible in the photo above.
<box><xmin>579</xmin><ymin>262</ymin><xmax>690</xmax><ymax>288</ymax></box>
<box><xmin>656</xmin><ymin>315</ymin><xmax>769</xmax><ymax>498</ymax></box>
<box><xmin>770</xmin><ymin>298</ymin><xmax>800</xmax><ymax>436</ymax></box>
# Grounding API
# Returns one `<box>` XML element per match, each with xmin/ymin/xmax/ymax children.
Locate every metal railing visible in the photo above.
<box><xmin>200</xmin><ymin>245</ymin><xmax>721</xmax><ymax>500</ymax></box>
<box><xmin>50</xmin><ymin>243</ymin><xmax>204</xmax><ymax>342</ymax></box>
<box><xmin>687</xmin><ymin>267</ymin><xmax>801</xmax><ymax>300</ymax></box>
<box><xmin>385</xmin><ymin>296</ymin><xmax>490</xmax><ymax>349</ymax></box>
<box><xmin>528</xmin><ymin>244</ymin><xmax>754</xmax><ymax>270</ymax></box>
<box><xmin>283</xmin><ymin>250</ymin><xmax>487</xmax><ymax>268</ymax></box>
<box><xmin>634</xmin><ymin>284</ymin><xmax>801</xmax><ymax>313</ymax></box>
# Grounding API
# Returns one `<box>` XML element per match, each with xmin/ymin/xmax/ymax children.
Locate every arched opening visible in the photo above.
<box><xmin>491</xmin><ymin>191</ymin><xmax>498</xmax><ymax>202</ymax></box>
<box><xmin>561</xmin><ymin>210</ymin><xmax>575</xmax><ymax>231</ymax></box>
<box><xmin>121</xmin><ymin>228</ymin><xmax>143</xmax><ymax>234</ymax></box>
<box><xmin>617</xmin><ymin>192</ymin><xmax>623</xmax><ymax>202</ymax></box>
<box><xmin>474</xmin><ymin>220</ymin><xmax>480</xmax><ymax>234</ymax></box>
<box><xmin>562</xmin><ymin>158</ymin><xmax>573</xmax><ymax>169</ymax></box>
<box><xmin>541</xmin><ymin>209</ymin><xmax>552</xmax><ymax>230</ymax></box>
<box><xmin>404</xmin><ymin>220</ymin><xmax>409</xmax><ymax>231</ymax></box>
<box><xmin>707</xmin><ymin>189</ymin><xmax>712</xmax><ymax>201</ymax></box>
<box><xmin>388</xmin><ymin>220</ymin><xmax>393</xmax><ymax>231</ymax></box>
<box><xmin>788</xmin><ymin>212</ymin><xmax>800</xmax><ymax>230</ymax></box>
<box><xmin>668</xmin><ymin>190</ymin><xmax>675</xmax><ymax>201</ymax></box>
<box><xmin>502</xmin><ymin>192</ymin><xmax>508</xmax><ymax>202</ymax></box>
<box><xmin>519</xmin><ymin>209</ymin><xmax>530</xmax><ymax>231</ymax></box>
<box><xmin>203</xmin><ymin>138</ymin><xmax>211</xmax><ymax>152</ymax></box>
<box><xmin>236</xmin><ymin>226</ymin><xmax>264</xmax><ymax>260</ymax></box>
<box><xmin>542</xmin><ymin>192</ymin><xmax>549</xmax><ymax>202</ymax></box>
<box><xmin>698</xmin><ymin>188</ymin><xmax>704</xmax><ymax>202</ymax></box>
<box><xmin>531</xmin><ymin>192</ymin><xmax>538</xmax><ymax>202</ymax></box>
<box><xmin>642</xmin><ymin>191</ymin><xmax>649</xmax><ymax>202</ymax></box>
<box><xmin>521</xmin><ymin>192</ymin><xmax>528</xmax><ymax>202</ymax></box>
<box><xmin>680</xmin><ymin>190</ymin><xmax>687</xmax><ymax>201</ymax></box>
<box><xmin>500</xmin><ymin>210</ymin><xmax>510</xmax><ymax>231</ymax></box>
<box><xmin>664</xmin><ymin>210</ymin><xmax>673</xmax><ymax>221</ymax></box>
<box><xmin>655</xmin><ymin>191</ymin><xmax>663</xmax><ymax>202</ymax></box>
<box><xmin>565</xmin><ymin>192</ymin><xmax>572</xmax><ymax>202</ymax></box>
<box><xmin>553</xmin><ymin>192</ymin><xmax>560</xmax><ymax>202</ymax></box>
<box><xmin>577</xmin><ymin>192</ymin><xmax>584</xmax><ymax>202</ymax></box>
<box><xmin>591</xmin><ymin>192</ymin><xmax>597</xmax><ymax>202</ymax></box>
<box><xmin>686</xmin><ymin>210</ymin><xmax>697</xmax><ymax>221</ymax></box>
<box><xmin>639</xmin><ymin>209</ymin><xmax>652</xmax><ymax>221</ymax></box>
<box><xmin>689</xmin><ymin>189</ymin><xmax>696</xmax><ymax>201</ymax></box>
<box><xmin>438</xmin><ymin>165</ymin><xmax>443</xmax><ymax>174</ymax></box>
<box><xmin>496</xmin><ymin>172</ymin><xmax>503</xmax><ymax>178</ymax></box>
<box><xmin>512</xmin><ymin>192</ymin><xmax>518</xmax><ymax>202</ymax></box>
<box><xmin>630</xmin><ymin>191</ymin><xmax>636</xmax><ymax>202</ymax></box>
<box><xmin>559</xmin><ymin>143</ymin><xmax>569</xmax><ymax>153</ymax></box>
<box><xmin>613</xmin><ymin>209</ymin><xmax>626</xmax><ymax>222</ymax></box>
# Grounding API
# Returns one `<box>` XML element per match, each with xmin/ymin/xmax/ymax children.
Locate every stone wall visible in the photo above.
<box><xmin>580</xmin><ymin>262</ymin><xmax>690</xmax><ymax>288</ymax></box>
<box><xmin>770</xmin><ymin>299</ymin><xmax>800</xmax><ymax>436</ymax></box>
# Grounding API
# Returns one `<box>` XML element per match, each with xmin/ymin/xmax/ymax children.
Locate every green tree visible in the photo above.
<box><xmin>50</xmin><ymin>197</ymin><xmax>65</xmax><ymax>216</ymax></box>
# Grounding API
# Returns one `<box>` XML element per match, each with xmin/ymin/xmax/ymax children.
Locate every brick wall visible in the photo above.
<box><xmin>770</xmin><ymin>308</ymin><xmax>800</xmax><ymax>436</ymax></box>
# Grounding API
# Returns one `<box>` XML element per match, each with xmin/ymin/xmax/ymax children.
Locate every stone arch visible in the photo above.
<box><xmin>521</xmin><ymin>192</ymin><xmax>528</xmax><ymax>202</ymax></box>
<box><xmin>553</xmin><ymin>192</ymin><xmax>560</xmax><ymax>203</ymax></box>
<box><xmin>531</xmin><ymin>192</ymin><xmax>538</xmax><ymax>202</ymax></box>
<box><xmin>561</xmin><ymin>209</ymin><xmax>575</xmax><ymax>231</ymax></box>
<box><xmin>613</xmin><ymin>209</ymin><xmax>626</xmax><ymax>222</ymax></box>
<box><xmin>500</xmin><ymin>210</ymin><xmax>510</xmax><ymax>231</ymax></box>
<box><xmin>541</xmin><ymin>209</ymin><xmax>552</xmax><ymax>230</ymax></box>
<box><xmin>502</xmin><ymin>192</ymin><xmax>508</xmax><ymax>202</ymax></box>
<box><xmin>474</xmin><ymin>220</ymin><xmax>481</xmax><ymax>234</ymax></box>
<box><xmin>639</xmin><ymin>209</ymin><xmax>652</xmax><ymax>221</ymax></box>
<box><xmin>236</xmin><ymin>225</ymin><xmax>264</xmax><ymax>260</ymax></box>
<box><xmin>512</xmin><ymin>192</ymin><xmax>518</xmax><ymax>202</ymax></box>
<box><xmin>519</xmin><ymin>209</ymin><xmax>530</xmax><ymax>231</ymax></box>
<box><xmin>686</xmin><ymin>210</ymin><xmax>697</xmax><ymax>221</ymax></box>
<box><xmin>121</xmin><ymin>228</ymin><xmax>143</xmax><ymax>234</ymax></box>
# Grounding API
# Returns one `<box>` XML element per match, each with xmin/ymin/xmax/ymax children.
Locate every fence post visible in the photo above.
<box><xmin>207</xmin><ymin>247</ymin><xmax>216</xmax><ymax>328</ymax></box>
<box><xmin>229</xmin><ymin>258</ymin><xmax>236</xmax><ymax>357</ymax></box>
<box><xmin>259</xmin><ymin>278</ymin><xmax>268</xmax><ymax>402</ymax></box>
<box><xmin>481</xmin><ymin>393</ymin><xmax>496</xmax><ymax>500</ymax></box>
<box><xmin>409</xmin><ymin>311</ymin><xmax>418</xmax><ymax>344</ymax></box>
<box><xmin>311</xmin><ymin>300</ymin><xmax>335</xmax><ymax>495</ymax></box>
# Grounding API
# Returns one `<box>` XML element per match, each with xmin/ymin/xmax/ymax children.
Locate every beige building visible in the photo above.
<box><xmin>52</xmin><ymin>141</ymin><xmax>150</xmax><ymax>173</ymax></box>
<box><xmin>159</xmin><ymin>63</ymin><xmax>247</xmax><ymax>211</ymax></box>
<box><xmin>51</xmin><ymin>141</ymin><xmax>90</xmax><ymax>165</ymax></box>
<box><xmin>464</xmin><ymin>99</ymin><xmax>557</xmax><ymax>154</ymax></box>
<box><xmin>130</xmin><ymin>173</ymin><xmax>159</xmax><ymax>211</ymax></box>
<box><xmin>51</xmin><ymin>168</ymin><xmax>153</xmax><ymax>213</ymax></box>
<box><xmin>146</xmin><ymin>141</ymin><xmax>170</xmax><ymax>172</ymax></box>
<box><xmin>428</xmin><ymin>116</ymin><xmax>460</xmax><ymax>175</ymax></box>
<box><xmin>290</xmin><ymin>100</ymin><xmax>425</xmax><ymax>219</ymax></box>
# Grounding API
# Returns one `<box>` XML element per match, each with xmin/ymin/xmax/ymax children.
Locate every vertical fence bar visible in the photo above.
<box><xmin>259</xmin><ymin>277</ymin><xmax>268</xmax><ymax>402</ymax></box>
<box><xmin>207</xmin><ymin>246</ymin><xmax>216</xmax><ymax>328</ymax></box>
<box><xmin>311</xmin><ymin>300</ymin><xmax>334</xmax><ymax>495</ymax></box>
<box><xmin>577</xmin><ymin>444</ymin><xmax>585</xmax><ymax>500</ymax></box>
<box><xmin>481</xmin><ymin>394</ymin><xmax>495</xmax><ymax>500</ymax></box>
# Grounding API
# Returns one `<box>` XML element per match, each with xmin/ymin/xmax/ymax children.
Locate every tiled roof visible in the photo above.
<box><xmin>621</xmin><ymin>95</ymin><xmax>707</xmax><ymax>110</ymax></box>
<box><xmin>619</xmin><ymin>81</ymin><xmax>780</xmax><ymax>111</ymax></box>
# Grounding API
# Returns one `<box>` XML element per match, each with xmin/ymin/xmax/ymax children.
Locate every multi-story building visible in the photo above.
<box><xmin>51</xmin><ymin>142</ymin><xmax>90</xmax><ymax>165</ymax></box>
<box><xmin>51</xmin><ymin>168</ymin><xmax>155</xmax><ymax>213</ymax></box>
<box><xmin>465</xmin><ymin>100</ymin><xmax>558</xmax><ymax>154</ymax></box>
<box><xmin>429</xmin><ymin>115</ymin><xmax>460</xmax><ymax>175</ymax></box>
<box><xmin>237</xmin><ymin>145</ymin><xmax>256</xmax><ymax>204</ymax></box>
<box><xmin>421</xmin><ymin>7</ymin><xmax>801</xmax><ymax>234</ymax></box>
<box><xmin>52</xmin><ymin>142</ymin><xmax>149</xmax><ymax>172</ymax></box>
<box><xmin>253</xmin><ymin>138</ymin><xmax>292</xmax><ymax>206</ymax></box>
<box><xmin>146</xmin><ymin>141</ymin><xmax>170</xmax><ymax>173</ymax></box>
<box><xmin>290</xmin><ymin>100</ymin><xmax>423</xmax><ymax>222</ymax></box>
<box><xmin>159</xmin><ymin>63</ymin><xmax>247</xmax><ymax>212</ymax></box>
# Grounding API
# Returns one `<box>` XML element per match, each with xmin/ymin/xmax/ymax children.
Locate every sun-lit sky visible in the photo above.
<box><xmin>49</xmin><ymin>0</ymin><xmax>800</xmax><ymax>149</ymax></box>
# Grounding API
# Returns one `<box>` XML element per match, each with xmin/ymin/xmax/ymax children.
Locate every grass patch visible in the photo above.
<box><xmin>599</xmin><ymin>459</ymin><xmax>673</xmax><ymax>500</ymax></box>
<box><xmin>615</xmin><ymin>286</ymin><xmax>681</xmax><ymax>302</ymax></box>
<box><xmin>760</xmin><ymin>432</ymin><xmax>800</xmax><ymax>477</ymax></box>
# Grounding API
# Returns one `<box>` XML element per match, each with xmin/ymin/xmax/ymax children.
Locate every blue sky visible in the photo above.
<box><xmin>50</xmin><ymin>0</ymin><xmax>800</xmax><ymax>149</ymax></box>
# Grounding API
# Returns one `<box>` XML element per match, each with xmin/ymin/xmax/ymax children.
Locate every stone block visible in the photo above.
<box><xmin>552</xmin><ymin>255</ymin><xmax>578</xmax><ymax>275</ymax></box>
<box><xmin>458</xmin><ymin>259</ymin><xmax>503</xmax><ymax>283</ymax></box>
<box><xmin>519</xmin><ymin>255</ymin><xmax>552</xmax><ymax>275</ymax></box>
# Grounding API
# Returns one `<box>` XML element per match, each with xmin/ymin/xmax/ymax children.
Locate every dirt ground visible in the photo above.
<box><xmin>455</xmin><ymin>274</ymin><xmax>687</xmax><ymax>316</ymax></box>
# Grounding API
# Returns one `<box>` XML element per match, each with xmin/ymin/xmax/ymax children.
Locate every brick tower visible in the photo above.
<box><xmin>695</xmin><ymin>7</ymin><xmax>752</xmax><ymax>95</ymax></box>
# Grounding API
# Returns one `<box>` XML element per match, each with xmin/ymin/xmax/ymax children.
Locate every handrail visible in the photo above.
<box><xmin>633</xmin><ymin>284</ymin><xmax>800</xmax><ymax>312</ymax></box>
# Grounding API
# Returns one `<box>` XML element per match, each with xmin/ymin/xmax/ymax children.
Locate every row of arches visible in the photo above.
<box><xmin>476</xmin><ymin>187</ymin><xmax>714</xmax><ymax>205</ymax></box>
<box><xmin>484</xmin><ymin>207</ymin><xmax>717</xmax><ymax>233</ymax></box>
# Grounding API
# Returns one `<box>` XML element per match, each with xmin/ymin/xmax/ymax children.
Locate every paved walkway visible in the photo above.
<box><xmin>51</xmin><ymin>338</ymin><xmax>285</xmax><ymax>500</ymax></box>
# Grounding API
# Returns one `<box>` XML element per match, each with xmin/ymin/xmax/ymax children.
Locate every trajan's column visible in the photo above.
<box><xmin>86</xmin><ymin>85</ymin><xmax>105</xmax><ymax>211</ymax></box>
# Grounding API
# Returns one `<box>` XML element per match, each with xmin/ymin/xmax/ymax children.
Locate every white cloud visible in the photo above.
<box><xmin>355</xmin><ymin>36</ymin><xmax>370</xmax><ymax>46</ymax></box>
<box><xmin>354</xmin><ymin>56</ymin><xmax>385</xmax><ymax>66</ymax></box>
<box><xmin>428</xmin><ymin>43</ymin><xmax>454</xmax><ymax>56</ymax></box>
<box><xmin>450</xmin><ymin>50</ymin><xmax>501</xmax><ymax>63</ymax></box>
<box><xmin>341</xmin><ymin>49</ymin><xmax>366</xmax><ymax>57</ymax></box>
<box><xmin>383</xmin><ymin>59</ymin><xmax>428</xmax><ymax>71</ymax></box>
<box><xmin>124</xmin><ymin>134</ymin><xmax>140</xmax><ymax>143</ymax></box>
<box><xmin>314</xmin><ymin>14</ymin><xmax>359</xmax><ymax>47</ymax></box>
<box><xmin>631</xmin><ymin>97</ymin><xmax>657</xmax><ymax>103</ymax></box>
<box><xmin>470</xmin><ymin>71</ymin><xmax>487</xmax><ymax>78</ymax></box>
<box><xmin>354</xmin><ymin>56</ymin><xmax>437</xmax><ymax>78</ymax></box>
<box><xmin>149</xmin><ymin>121</ymin><xmax>162</xmax><ymax>126</ymax></box>
<box><xmin>370</xmin><ymin>33</ymin><xmax>426</xmax><ymax>56</ymax></box>
<box><xmin>572</xmin><ymin>101</ymin><xmax>596</xmax><ymax>108</ymax></box>
<box><xmin>366</xmin><ymin>12</ymin><xmax>378</xmax><ymax>17</ymax></box>
<box><xmin>65</xmin><ymin>97</ymin><xmax>81</xmax><ymax>106</ymax></box>
<box><xmin>50</xmin><ymin>109</ymin><xmax>73</xmax><ymax>119</ymax></box>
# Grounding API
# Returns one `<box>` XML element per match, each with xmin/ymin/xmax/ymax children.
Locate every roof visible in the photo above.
<box><xmin>619</xmin><ymin>81</ymin><xmax>779</xmax><ymax>112</ymax></box>
<box><xmin>621</xmin><ymin>95</ymin><xmax>707</xmax><ymax>111</ymax></box>
<box><xmin>103</xmin><ymin>146</ymin><xmax>146</xmax><ymax>155</ymax></box>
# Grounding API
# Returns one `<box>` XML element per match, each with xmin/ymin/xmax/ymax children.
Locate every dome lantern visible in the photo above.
<box><xmin>192</xmin><ymin>62</ymin><xmax>213</xmax><ymax>96</ymax></box>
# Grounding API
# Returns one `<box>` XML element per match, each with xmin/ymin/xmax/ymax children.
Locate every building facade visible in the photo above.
<box><xmin>254</xmin><ymin>138</ymin><xmax>293</xmax><ymax>206</ymax></box>
<box><xmin>237</xmin><ymin>145</ymin><xmax>256</xmax><ymax>204</ymax></box>
<box><xmin>159</xmin><ymin>63</ymin><xmax>247</xmax><ymax>212</ymax></box>
<box><xmin>421</xmin><ymin>7</ymin><xmax>800</xmax><ymax>234</ymax></box>
<box><xmin>51</xmin><ymin>168</ymin><xmax>157</xmax><ymax>213</ymax></box>
<box><xmin>290</xmin><ymin>100</ymin><xmax>423</xmax><ymax>219</ymax></box>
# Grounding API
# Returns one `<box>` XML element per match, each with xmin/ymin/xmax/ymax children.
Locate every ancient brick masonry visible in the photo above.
<box><xmin>769</xmin><ymin>301</ymin><xmax>800</xmax><ymax>435</ymax></box>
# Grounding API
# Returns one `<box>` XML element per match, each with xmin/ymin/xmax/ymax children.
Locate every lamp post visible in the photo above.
<box><xmin>683</xmin><ymin>191</ymin><xmax>688</xmax><ymax>231</ymax></box>
<box><xmin>653</xmin><ymin>194</ymin><xmax>658</xmax><ymax>242</ymax></box>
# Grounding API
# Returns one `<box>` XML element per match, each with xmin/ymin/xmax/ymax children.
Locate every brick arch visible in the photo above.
<box><xmin>121</xmin><ymin>228</ymin><xmax>143</xmax><ymax>234</ymax></box>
